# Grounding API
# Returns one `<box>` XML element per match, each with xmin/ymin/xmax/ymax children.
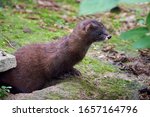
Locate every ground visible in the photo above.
<box><xmin>0</xmin><ymin>0</ymin><xmax>150</xmax><ymax>99</ymax></box>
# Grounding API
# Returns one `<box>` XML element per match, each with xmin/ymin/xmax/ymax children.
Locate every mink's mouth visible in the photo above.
<box><xmin>97</xmin><ymin>34</ymin><xmax>112</xmax><ymax>41</ymax></box>
<box><xmin>104</xmin><ymin>35</ymin><xmax>112</xmax><ymax>40</ymax></box>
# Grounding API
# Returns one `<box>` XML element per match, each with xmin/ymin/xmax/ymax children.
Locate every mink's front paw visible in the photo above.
<box><xmin>68</xmin><ymin>68</ymin><xmax>81</xmax><ymax>76</ymax></box>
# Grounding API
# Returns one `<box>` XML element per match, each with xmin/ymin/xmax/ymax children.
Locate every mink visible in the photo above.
<box><xmin>0</xmin><ymin>19</ymin><xmax>111</xmax><ymax>93</ymax></box>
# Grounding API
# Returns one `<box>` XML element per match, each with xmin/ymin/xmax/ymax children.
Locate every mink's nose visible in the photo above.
<box><xmin>107</xmin><ymin>35</ymin><xmax>112</xmax><ymax>39</ymax></box>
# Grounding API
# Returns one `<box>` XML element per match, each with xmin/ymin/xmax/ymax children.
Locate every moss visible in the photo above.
<box><xmin>76</xmin><ymin>56</ymin><xmax>117</xmax><ymax>75</ymax></box>
<box><xmin>45</xmin><ymin>79</ymin><xmax>83</xmax><ymax>99</ymax></box>
<box><xmin>45</xmin><ymin>92</ymin><xmax>65</xmax><ymax>100</ymax></box>
<box><xmin>80</xmin><ymin>79</ymin><xmax>101</xmax><ymax>99</ymax></box>
<box><xmin>78</xmin><ymin>76</ymin><xmax>140</xmax><ymax>100</ymax></box>
<box><xmin>98</xmin><ymin>78</ymin><xmax>140</xmax><ymax>99</ymax></box>
<box><xmin>77</xmin><ymin>75</ymin><xmax>141</xmax><ymax>100</ymax></box>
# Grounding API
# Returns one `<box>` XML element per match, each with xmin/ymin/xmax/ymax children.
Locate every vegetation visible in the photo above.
<box><xmin>79</xmin><ymin>0</ymin><xmax>150</xmax><ymax>15</ymax></box>
<box><xmin>121</xmin><ymin>12</ymin><xmax>150</xmax><ymax>48</ymax></box>
<box><xmin>0</xmin><ymin>86</ymin><xmax>11</xmax><ymax>99</ymax></box>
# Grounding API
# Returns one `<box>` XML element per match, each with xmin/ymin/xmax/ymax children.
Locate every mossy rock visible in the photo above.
<box><xmin>4</xmin><ymin>77</ymin><xmax>141</xmax><ymax>100</ymax></box>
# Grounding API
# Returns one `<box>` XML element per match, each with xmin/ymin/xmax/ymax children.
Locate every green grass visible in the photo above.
<box><xmin>0</xmin><ymin>6</ymin><xmax>69</xmax><ymax>53</ymax></box>
<box><xmin>77</xmin><ymin>56</ymin><xmax>117</xmax><ymax>74</ymax></box>
<box><xmin>0</xmin><ymin>0</ymin><xmax>79</xmax><ymax>53</ymax></box>
<box><xmin>56</xmin><ymin>0</ymin><xmax>79</xmax><ymax>8</ymax></box>
<box><xmin>107</xmin><ymin>36</ymin><xmax>138</xmax><ymax>55</ymax></box>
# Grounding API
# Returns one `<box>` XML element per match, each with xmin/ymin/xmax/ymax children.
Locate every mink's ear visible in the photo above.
<box><xmin>83</xmin><ymin>22</ymin><xmax>97</xmax><ymax>32</ymax></box>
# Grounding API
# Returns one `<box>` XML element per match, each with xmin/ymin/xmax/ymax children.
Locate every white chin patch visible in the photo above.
<box><xmin>105</xmin><ymin>37</ymin><xmax>109</xmax><ymax>40</ymax></box>
<box><xmin>104</xmin><ymin>37</ymin><xmax>109</xmax><ymax>41</ymax></box>
<box><xmin>104</xmin><ymin>35</ymin><xmax>111</xmax><ymax>41</ymax></box>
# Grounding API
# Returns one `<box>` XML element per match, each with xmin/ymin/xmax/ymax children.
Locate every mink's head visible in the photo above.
<box><xmin>74</xmin><ymin>19</ymin><xmax>111</xmax><ymax>44</ymax></box>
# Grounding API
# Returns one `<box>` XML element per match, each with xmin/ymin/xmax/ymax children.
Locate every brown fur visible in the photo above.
<box><xmin>0</xmin><ymin>19</ymin><xmax>111</xmax><ymax>93</ymax></box>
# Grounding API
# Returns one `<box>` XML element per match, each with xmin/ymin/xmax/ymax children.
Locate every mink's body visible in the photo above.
<box><xmin>0</xmin><ymin>19</ymin><xmax>111</xmax><ymax>93</ymax></box>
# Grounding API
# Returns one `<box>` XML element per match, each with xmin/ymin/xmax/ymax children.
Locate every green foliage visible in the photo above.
<box><xmin>120</xmin><ymin>0</ymin><xmax>150</xmax><ymax>4</ymax></box>
<box><xmin>121</xmin><ymin>27</ymin><xmax>149</xmax><ymax>40</ymax></box>
<box><xmin>79</xmin><ymin>0</ymin><xmax>119</xmax><ymax>15</ymax></box>
<box><xmin>120</xmin><ymin>13</ymin><xmax>150</xmax><ymax>49</ymax></box>
<box><xmin>133</xmin><ymin>36</ymin><xmax>150</xmax><ymax>48</ymax></box>
<box><xmin>0</xmin><ymin>86</ymin><xmax>11</xmax><ymax>99</ymax></box>
<box><xmin>146</xmin><ymin>12</ymin><xmax>150</xmax><ymax>29</ymax></box>
<box><xmin>79</xmin><ymin>0</ymin><xmax>150</xmax><ymax>15</ymax></box>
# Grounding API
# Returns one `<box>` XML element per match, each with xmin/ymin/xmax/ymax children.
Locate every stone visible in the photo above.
<box><xmin>0</xmin><ymin>51</ymin><xmax>17</xmax><ymax>72</ymax></box>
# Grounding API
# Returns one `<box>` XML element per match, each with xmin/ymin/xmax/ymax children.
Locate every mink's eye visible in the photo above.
<box><xmin>99</xmin><ymin>33</ymin><xmax>102</xmax><ymax>35</ymax></box>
